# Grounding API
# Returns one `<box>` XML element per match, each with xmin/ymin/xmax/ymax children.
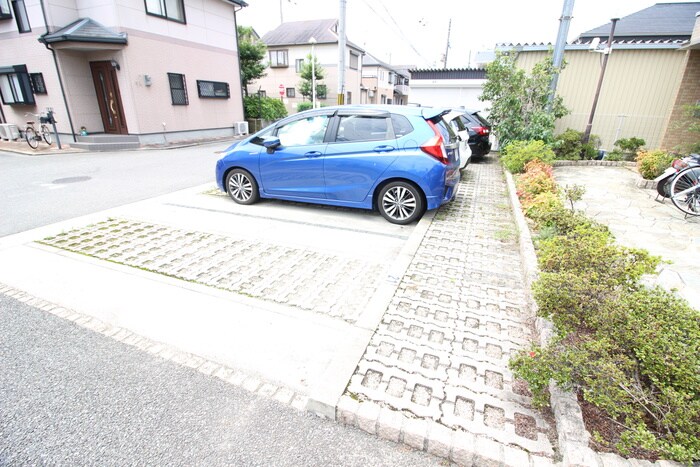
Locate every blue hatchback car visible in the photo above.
<box><xmin>215</xmin><ymin>105</ymin><xmax>460</xmax><ymax>224</ymax></box>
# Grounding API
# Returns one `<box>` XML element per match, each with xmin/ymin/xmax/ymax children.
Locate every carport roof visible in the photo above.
<box><xmin>39</xmin><ymin>18</ymin><xmax>127</xmax><ymax>45</ymax></box>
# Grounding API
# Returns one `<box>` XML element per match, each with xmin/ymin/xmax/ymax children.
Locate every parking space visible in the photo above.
<box><xmin>0</xmin><ymin>182</ymin><xmax>422</xmax><ymax>414</ymax></box>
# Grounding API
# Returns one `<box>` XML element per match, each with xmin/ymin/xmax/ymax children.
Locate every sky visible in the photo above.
<box><xmin>237</xmin><ymin>0</ymin><xmax>700</xmax><ymax>68</ymax></box>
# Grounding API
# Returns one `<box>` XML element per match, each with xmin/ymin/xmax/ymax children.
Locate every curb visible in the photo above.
<box><xmin>552</xmin><ymin>160</ymin><xmax>636</xmax><ymax>167</ymax></box>
<box><xmin>0</xmin><ymin>283</ymin><xmax>311</xmax><ymax>411</ymax></box>
<box><xmin>503</xmin><ymin>170</ymin><xmax>683</xmax><ymax>467</ymax></box>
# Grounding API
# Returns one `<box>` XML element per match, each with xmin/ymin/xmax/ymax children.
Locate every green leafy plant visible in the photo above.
<box><xmin>501</xmin><ymin>140</ymin><xmax>556</xmax><ymax>173</ymax></box>
<box><xmin>480</xmin><ymin>52</ymin><xmax>569</xmax><ymax>146</ymax></box>
<box><xmin>605</xmin><ymin>149</ymin><xmax>624</xmax><ymax>161</ymax></box>
<box><xmin>296</xmin><ymin>102</ymin><xmax>313</xmax><ymax>112</ymax></box>
<box><xmin>636</xmin><ymin>150</ymin><xmax>675</xmax><ymax>179</ymax></box>
<box><xmin>553</xmin><ymin>129</ymin><xmax>599</xmax><ymax>160</ymax></box>
<box><xmin>615</xmin><ymin>137</ymin><xmax>646</xmax><ymax>153</ymax></box>
<box><xmin>562</xmin><ymin>184</ymin><xmax>585</xmax><ymax>210</ymax></box>
<box><xmin>243</xmin><ymin>95</ymin><xmax>287</xmax><ymax>121</ymax></box>
<box><xmin>237</xmin><ymin>26</ymin><xmax>267</xmax><ymax>97</ymax></box>
<box><xmin>298</xmin><ymin>53</ymin><xmax>325</xmax><ymax>101</ymax></box>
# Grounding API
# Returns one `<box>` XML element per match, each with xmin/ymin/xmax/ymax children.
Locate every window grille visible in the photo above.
<box><xmin>167</xmin><ymin>73</ymin><xmax>188</xmax><ymax>105</ymax></box>
<box><xmin>197</xmin><ymin>80</ymin><xmax>229</xmax><ymax>98</ymax></box>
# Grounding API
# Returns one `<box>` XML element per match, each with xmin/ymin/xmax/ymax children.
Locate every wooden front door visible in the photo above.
<box><xmin>90</xmin><ymin>61</ymin><xmax>128</xmax><ymax>134</ymax></box>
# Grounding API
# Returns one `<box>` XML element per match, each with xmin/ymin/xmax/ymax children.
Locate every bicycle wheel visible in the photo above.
<box><xmin>25</xmin><ymin>127</ymin><xmax>39</xmax><ymax>149</ymax></box>
<box><xmin>670</xmin><ymin>166</ymin><xmax>700</xmax><ymax>216</ymax></box>
<box><xmin>41</xmin><ymin>124</ymin><xmax>53</xmax><ymax>145</ymax></box>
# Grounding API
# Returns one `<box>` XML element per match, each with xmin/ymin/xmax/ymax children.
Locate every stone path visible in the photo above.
<box><xmin>554</xmin><ymin>165</ymin><xmax>700</xmax><ymax>309</ymax></box>
<box><xmin>339</xmin><ymin>157</ymin><xmax>556</xmax><ymax>464</ymax></box>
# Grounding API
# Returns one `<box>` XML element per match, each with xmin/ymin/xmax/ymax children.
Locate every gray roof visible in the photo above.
<box><xmin>410</xmin><ymin>68</ymin><xmax>487</xmax><ymax>80</ymax></box>
<box><xmin>262</xmin><ymin>19</ymin><xmax>364</xmax><ymax>52</ymax></box>
<box><xmin>362</xmin><ymin>53</ymin><xmax>408</xmax><ymax>77</ymax></box>
<box><xmin>39</xmin><ymin>18</ymin><xmax>127</xmax><ymax>45</ymax></box>
<box><xmin>579</xmin><ymin>2</ymin><xmax>700</xmax><ymax>41</ymax></box>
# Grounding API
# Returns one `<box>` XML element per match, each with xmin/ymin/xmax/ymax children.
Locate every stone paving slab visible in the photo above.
<box><xmin>341</xmin><ymin>157</ymin><xmax>557</xmax><ymax>464</ymax></box>
<box><xmin>553</xmin><ymin>165</ymin><xmax>700</xmax><ymax>310</ymax></box>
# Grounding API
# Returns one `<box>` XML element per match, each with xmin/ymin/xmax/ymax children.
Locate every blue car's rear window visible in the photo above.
<box><xmin>390</xmin><ymin>114</ymin><xmax>413</xmax><ymax>138</ymax></box>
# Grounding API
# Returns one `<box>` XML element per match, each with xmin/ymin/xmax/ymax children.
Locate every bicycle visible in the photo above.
<box><xmin>669</xmin><ymin>164</ymin><xmax>700</xmax><ymax>217</ymax></box>
<box><xmin>23</xmin><ymin>113</ymin><xmax>53</xmax><ymax>149</ymax></box>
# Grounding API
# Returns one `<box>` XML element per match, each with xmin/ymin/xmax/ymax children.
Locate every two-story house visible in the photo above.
<box><xmin>0</xmin><ymin>0</ymin><xmax>247</xmax><ymax>149</ymax></box>
<box><xmin>360</xmin><ymin>53</ymin><xmax>409</xmax><ymax>105</ymax></box>
<box><xmin>250</xmin><ymin>19</ymin><xmax>364</xmax><ymax>113</ymax></box>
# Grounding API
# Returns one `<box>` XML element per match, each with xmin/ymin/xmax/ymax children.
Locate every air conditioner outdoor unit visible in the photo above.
<box><xmin>234</xmin><ymin>121</ymin><xmax>249</xmax><ymax>136</ymax></box>
<box><xmin>0</xmin><ymin>123</ymin><xmax>20</xmax><ymax>140</ymax></box>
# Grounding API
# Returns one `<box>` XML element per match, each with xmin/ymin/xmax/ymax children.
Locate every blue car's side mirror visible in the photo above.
<box><xmin>262</xmin><ymin>137</ymin><xmax>281</xmax><ymax>153</ymax></box>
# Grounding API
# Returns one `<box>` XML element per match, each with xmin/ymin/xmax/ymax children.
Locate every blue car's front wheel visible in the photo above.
<box><xmin>378</xmin><ymin>181</ymin><xmax>424</xmax><ymax>225</ymax></box>
<box><xmin>226</xmin><ymin>169</ymin><xmax>260</xmax><ymax>205</ymax></box>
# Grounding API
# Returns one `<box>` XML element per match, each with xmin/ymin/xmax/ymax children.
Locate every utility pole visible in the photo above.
<box><xmin>279</xmin><ymin>0</ymin><xmax>283</xmax><ymax>24</ymax></box>
<box><xmin>582</xmin><ymin>18</ymin><xmax>619</xmax><ymax>144</ymax></box>
<box><xmin>337</xmin><ymin>0</ymin><xmax>347</xmax><ymax>104</ymax></box>
<box><xmin>443</xmin><ymin>18</ymin><xmax>451</xmax><ymax>69</ymax></box>
<box><xmin>548</xmin><ymin>0</ymin><xmax>575</xmax><ymax>105</ymax></box>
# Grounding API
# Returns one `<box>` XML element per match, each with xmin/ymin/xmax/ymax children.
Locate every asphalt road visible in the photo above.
<box><xmin>0</xmin><ymin>293</ymin><xmax>444</xmax><ymax>466</ymax></box>
<box><xmin>0</xmin><ymin>142</ymin><xmax>228</xmax><ymax>237</ymax></box>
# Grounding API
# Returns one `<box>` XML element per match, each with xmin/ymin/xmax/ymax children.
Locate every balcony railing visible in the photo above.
<box><xmin>394</xmin><ymin>84</ymin><xmax>409</xmax><ymax>96</ymax></box>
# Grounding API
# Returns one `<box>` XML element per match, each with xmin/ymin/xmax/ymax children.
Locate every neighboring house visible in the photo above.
<box><xmin>250</xmin><ymin>19</ymin><xmax>364</xmax><ymax>113</ymax></box>
<box><xmin>360</xmin><ymin>53</ymin><xmax>409</xmax><ymax>105</ymax></box>
<box><xmin>498</xmin><ymin>2</ymin><xmax>700</xmax><ymax>151</ymax></box>
<box><xmin>408</xmin><ymin>68</ymin><xmax>489</xmax><ymax>111</ymax></box>
<box><xmin>0</xmin><ymin>0</ymin><xmax>247</xmax><ymax>149</ymax></box>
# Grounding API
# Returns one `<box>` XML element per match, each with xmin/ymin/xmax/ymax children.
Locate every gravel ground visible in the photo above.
<box><xmin>0</xmin><ymin>293</ymin><xmax>447</xmax><ymax>466</ymax></box>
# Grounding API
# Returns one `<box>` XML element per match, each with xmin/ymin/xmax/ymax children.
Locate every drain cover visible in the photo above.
<box><xmin>52</xmin><ymin>176</ymin><xmax>91</xmax><ymax>184</ymax></box>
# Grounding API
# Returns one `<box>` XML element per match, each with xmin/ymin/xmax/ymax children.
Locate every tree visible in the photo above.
<box><xmin>480</xmin><ymin>52</ymin><xmax>568</xmax><ymax>146</ymax></box>
<box><xmin>298</xmin><ymin>53</ymin><xmax>325</xmax><ymax>101</ymax></box>
<box><xmin>237</xmin><ymin>26</ymin><xmax>266</xmax><ymax>97</ymax></box>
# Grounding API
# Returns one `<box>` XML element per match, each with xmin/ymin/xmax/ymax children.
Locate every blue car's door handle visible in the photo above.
<box><xmin>304</xmin><ymin>151</ymin><xmax>323</xmax><ymax>158</ymax></box>
<box><xmin>373</xmin><ymin>145</ymin><xmax>395</xmax><ymax>153</ymax></box>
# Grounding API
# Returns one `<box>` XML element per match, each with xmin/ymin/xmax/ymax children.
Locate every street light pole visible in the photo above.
<box><xmin>309</xmin><ymin>37</ymin><xmax>317</xmax><ymax>109</ymax></box>
<box><xmin>582</xmin><ymin>18</ymin><xmax>619</xmax><ymax>144</ymax></box>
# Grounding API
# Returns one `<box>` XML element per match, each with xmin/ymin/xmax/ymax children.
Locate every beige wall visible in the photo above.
<box><xmin>516</xmin><ymin>48</ymin><xmax>687</xmax><ymax>150</ymax></box>
<box><xmin>361</xmin><ymin>65</ymin><xmax>395</xmax><ymax>104</ymax></box>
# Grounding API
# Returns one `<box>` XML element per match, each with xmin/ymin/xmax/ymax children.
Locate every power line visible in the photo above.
<box><xmin>358</xmin><ymin>0</ymin><xmax>430</xmax><ymax>64</ymax></box>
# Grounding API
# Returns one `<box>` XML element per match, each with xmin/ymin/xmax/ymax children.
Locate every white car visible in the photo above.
<box><xmin>444</xmin><ymin>110</ymin><xmax>473</xmax><ymax>169</ymax></box>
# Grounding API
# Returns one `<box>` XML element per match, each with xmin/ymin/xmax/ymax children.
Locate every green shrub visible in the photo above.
<box><xmin>243</xmin><ymin>95</ymin><xmax>288</xmax><ymax>121</ymax></box>
<box><xmin>637</xmin><ymin>150</ymin><xmax>675</xmax><ymax>179</ymax></box>
<box><xmin>512</xmin><ymin>287</ymin><xmax>700</xmax><ymax>463</ymax></box>
<box><xmin>605</xmin><ymin>149</ymin><xmax>624</xmax><ymax>161</ymax></box>
<box><xmin>615</xmin><ymin>137</ymin><xmax>646</xmax><ymax>153</ymax></box>
<box><xmin>553</xmin><ymin>129</ymin><xmax>600</xmax><ymax>160</ymax></box>
<box><xmin>516</xmin><ymin>160</ymin><xmax>557</xmax><ymax>208</ymax></box>
<box><xmin>501</xmin><ymin>140</ymin><xmax>555</xmax><ymax>173</ymax></box>
<box><xmin>296</xmin><ymin>101</ymin><xmax>313</xmax><ymax>112</ymax></box>
<box><xmin>523</xmin><ymin>191</ymin><xmax>563</xmax><ymax>226</ymax></box>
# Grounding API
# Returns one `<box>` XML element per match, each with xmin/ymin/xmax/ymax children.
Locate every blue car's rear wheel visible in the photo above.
<box><xmin>378</xmin><ymin>181</ymin><xmax>424</xmax><ymax>225</ymax></box>
<box><xmin>226</xmin><ymin>169</ymin><xmax>259</xmax><ymax>205</ymax></box>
